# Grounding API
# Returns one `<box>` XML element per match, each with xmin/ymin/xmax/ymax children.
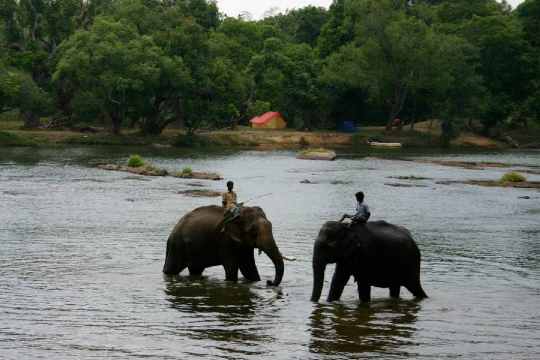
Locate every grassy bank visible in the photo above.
<box><xmin>0</xmin><ymin>131</ymin><xmax>38</xmax><ymax>147</ymax></box>
<box><xmin>1</xmin><ymin>117</ymin><xmax>536</xmax><ymax>150</ymax></box>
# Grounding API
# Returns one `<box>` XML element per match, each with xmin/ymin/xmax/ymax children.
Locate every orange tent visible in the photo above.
<box><xmin>249</xmin><ymin>112</ymin><xmax>287</xmax><ymax>129</ymax></box>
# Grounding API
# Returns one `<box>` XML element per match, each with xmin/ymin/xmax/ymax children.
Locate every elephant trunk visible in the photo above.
<box><xmin>163</xmin><ymin>237</ymin><xmax>180</xmax><ymax>275</ymax></box>
<box><xmin>263</xmin><ymin>244</ymin><xmax>284</xmax><ymax>287</ymax></box>
<box><xmin>311</xmin><ymin>243</ymin><xmax>326</xmax><ymax>302</ymax></box>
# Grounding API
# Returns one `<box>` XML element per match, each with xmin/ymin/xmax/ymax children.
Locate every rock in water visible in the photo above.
<box><xmin>178</xmin><ymin>189</ymin><xmax>222</xmax><ymax>198</ymax></box>
<box><xmin>297</xmin><ymin>148</ymin><xmax>337</xmax><ymax>161</ymax></box>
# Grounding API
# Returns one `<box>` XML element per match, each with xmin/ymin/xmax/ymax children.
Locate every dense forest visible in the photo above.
<box><xmin>1</xmin><ymin>0</ymin><xmax>539</xmax><ymax>138</ymax></box>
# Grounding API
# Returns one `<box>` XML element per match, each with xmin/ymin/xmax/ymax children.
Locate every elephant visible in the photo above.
<box><xmin>163</xmin><ymin>205</ymin><xmax>284</xmax><ymax>286</ymax></box>
<box><xmin>311</xmin><ymin>221</ymin><xmax>427</xmax><ymax>302</ymax></box>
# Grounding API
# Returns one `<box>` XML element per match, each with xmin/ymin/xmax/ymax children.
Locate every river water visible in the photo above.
<box><xmin>1</xmin><ymin>146</ymin><xmax>539</xmax><ymax>359</ymax></box>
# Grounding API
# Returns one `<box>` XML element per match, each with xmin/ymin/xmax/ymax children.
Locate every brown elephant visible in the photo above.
<box><xmin>163</xmin><ymin>205</ymin><xmax>284</xmax><ymax>286</ymax></box>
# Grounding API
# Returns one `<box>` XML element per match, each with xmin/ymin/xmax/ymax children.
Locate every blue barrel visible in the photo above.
<box><xmin>340</xmin><ymin>120</ymin><xmax>356</xmax><ymax>133</ymax></box>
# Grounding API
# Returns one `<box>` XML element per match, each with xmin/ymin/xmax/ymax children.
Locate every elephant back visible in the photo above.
<box><xmin>365</xmin><ymin>221</ymin><xmax>416</xmax><ymax>245</ymax></box>
<box><xmin>174</xmin><ymin>205</ymin><xmax>225</xmax><ymax>236</ymax></box>
<box><xmin>350</xmin><ymin>221</ymin><xmax>420</xmax><ymax>262</ymax></box>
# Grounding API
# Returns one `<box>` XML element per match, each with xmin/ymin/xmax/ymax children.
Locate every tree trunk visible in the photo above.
<box><xmin>22</xmin><ymin>111</ymin><xmax>40</xmax><ymax>129</ymax></box>
<box><xmin>409</xmin><ymin>96</ymin><xmax>417</xmax><ymax>130</ymax></box>
<box><xmin>110</xmin><ymin>112</ymin><xmax>122</xmax><ymax>135</ymax></box>
<box><xmin>386</xmin><ymin>82</ymin><xmax>408</xmax><ymax>131</ymax></box>
<box><xmin>141</xmin><ymin>115</ymin><xmax>163</xmax><ymax>136</ymax></box>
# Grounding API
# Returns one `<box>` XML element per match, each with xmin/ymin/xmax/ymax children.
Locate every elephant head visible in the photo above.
<box><xmin>311</xmin><ymin>221</ymin><xmax>358</xmax><ymax>302</ymax></box>
<box><xmin>224</xmin><ymin>206</ymin><xmax>284</xmax><ymax>286</ymax></box>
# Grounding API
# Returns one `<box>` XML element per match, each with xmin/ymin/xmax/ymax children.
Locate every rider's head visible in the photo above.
<box><xmin>355</xmin><ymin>191</ymin><xmax>364</xmax><ymax>203</ymax></box>
<box><xmin>227</xmin><ymin>181</ymin><xmax>234</xmax><ymax>191</ymax></box>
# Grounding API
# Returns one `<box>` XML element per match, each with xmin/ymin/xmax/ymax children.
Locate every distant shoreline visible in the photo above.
<box><xmin>1</xmin><ymin>122</ymin><xmax>538</xmax><ymax>150</ymax></box>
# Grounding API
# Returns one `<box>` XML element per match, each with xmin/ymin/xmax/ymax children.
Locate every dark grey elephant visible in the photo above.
<box><xmin>163</xmin><ymin>205</ymin><xmax>284</xmax><ymax>286</ymax></box>
<box><xmin>311</xmin><ymin>221</ymin><xmax>427</xmax><ymax>302</ymax></box>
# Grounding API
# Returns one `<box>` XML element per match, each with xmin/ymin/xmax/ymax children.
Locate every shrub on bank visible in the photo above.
<box><xmin>182</xmin><ymin>166</ymin><xmax>193</xmax><ymax>176</ymax></box>
<box><xmin>127</xmin><ymin>154</ymin><xmax>145</xmax><ymax>168</ymax></box>
<box><xmin>0</xmin><ymin>131</ymin><xmax>36</xmax><ymax>146</ymax></box>
<box><xmin>173</xmin><ymin>134</ymin><xmax>210</xmax><ymax>148</ymax></box>
<box><xmin>500</xmin><ymin>171</ymin><xmax>526</xmax><ymax>183</ymax></box>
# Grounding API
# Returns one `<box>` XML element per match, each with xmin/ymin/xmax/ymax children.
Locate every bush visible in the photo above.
<box><xmin>145</xmin><ymin>164</ymin><xmax>168</xmax><ymax>176</ymax></box>
<box><xmin>173</xmin><ymin>134</ymin><xmax>210</xmax><ymax>148</ymax></box>
<box><xmin>247</xmin><ymin>100</ymin><xmax>271</xmax><ymax>119</ymax></box>
<box><xmin>500</xmin><ymin>171</ymin><xmax>526</xmax><ymax>183</ymax></box>
<box><xmin>182</xmin><ymin>166</ymin><xmax>193</xmax><ymax>176</ymax></box>
<box><xmin>0</xmin><ymin>131</ymin><xmax>36</xmax><ymax>146</ymax></box>
<box><xmin>127</xmin><ymin>154</ymin><xmax>145</xmax><ymax>168</ymax></box>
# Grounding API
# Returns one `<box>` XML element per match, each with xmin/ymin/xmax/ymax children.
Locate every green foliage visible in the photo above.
<box><xmin>322</xmin><ymin>0</ymin><xmax>451</xmax><ymax>129</ymax></box>
<box><xmin>263</xmin><ymin>6</ymin><xmax>329</xmax><ymax>46</ymax></box>
<box><xmin>0</xmin><ymin>66</ymin><xmax>52</xmax><ymax>127</ymax></box>
<box><xmin>247</xmin><ymin>100</ymin><xmax>271</xmax><ymax>119</ymax></box>
<box><xmin>0</xmin><ymin>130</ymin><xmax>36</xmax><ymax>146</ymax></box>
<box><xmin>517</xmin><ymin>0</ymin><xmax>540</xmax><ymax>47</ymax></box>
<box><xmin>173</xmin><ymin>133</ymin><xmax>211</xmax><ymax>148</ymax></box>
<box><xmin>0</xmin><ymin>0</ymin><xmax>538</xmax><ymax>140</ymax></box>
<box><xmin>54</xmin><ymin>16</ymin><xmax>165</xmax><ymax>134</ymax></box>
<box><xmin>500</xmin><ymin>171</ymin><xmax>527</xmax><ymax>183</ymax></box>
<box><xmin>127</xmin><ymin>154</ymin><xmax>144</xmax><ymax>168</ymax></box>
<box><xmin>181</xmin><ymin>166</ymin><xmax>193</xmax><ymax>176</ymax></box>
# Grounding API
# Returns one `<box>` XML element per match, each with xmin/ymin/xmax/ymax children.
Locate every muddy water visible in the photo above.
<box><xmin>1</xmin><ymin>147</ymin><xmax>539</xmax><ymax>359</ymax></box>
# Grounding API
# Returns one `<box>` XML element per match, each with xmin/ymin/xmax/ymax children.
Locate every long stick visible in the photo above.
<box><xmin>242</xmin><ymin>193</ymin><xmax>273</xmax><ymax>204</ymax></box>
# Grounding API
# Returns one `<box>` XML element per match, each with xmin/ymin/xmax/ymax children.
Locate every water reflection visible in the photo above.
<box><xmin>163</xmin><ymin>276</ymin><xmax>273</xmax><ymax>348</ymax></box>
<box><xmin>309</xmin><ymin>301</ymin><xmax>420</xmax><ymax>357</ymax></box>
<box><xmin>164</xmin><ymin>276</ymin><xmax>259</xmax><ymax>315</ymax></box>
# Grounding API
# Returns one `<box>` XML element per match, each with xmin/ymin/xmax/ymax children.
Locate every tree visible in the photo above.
<box><xmin>248</xmin><ymin>37</ymin><xmax>324</xmax><ymax>129</ymax></box>
<box><xmin>516</xmin><ymin>0</ymin><xmax>540</xmax><ymax>47</ymax></box>
<box><xmin>54</xmin><ymin>17</ymin><xmax>164</xmax><ymax>134</ymax></box>
<box><xmin>264</xmin><ymin>6</ymin><xmax>328</xmax><ymax>47</ymax></box>
<box><xmin>0</xmin><ymin>65</ymin><xmax>52</xmax><ymax>126</ymax></box>
<box><xmin>0</xmin><ymin>0</ymin><xmax>111</xmax><ymax>126</ymax></box>
<box><xmin>317</xmin><ymin>0</ymin><xmax>355</xmax><ymax>58</ymax></box>
<box><xmin>322</xmin><ymin>0</ymin><xmax>445</xmax><ymax>130</ymax></box>
<box><xmin>460</xmin><ymin>15</ymin><xmax>530</xmax><ymax>132</ymax></box>
<box><xmin>429</xmin><ymin>36</ymin><xmax>487</xmax><ymax>141</ymax></box>
<box><xmin>515</xmin><ymin>0</ymin><xmax>540</xmax><ymax>126</ymax></box>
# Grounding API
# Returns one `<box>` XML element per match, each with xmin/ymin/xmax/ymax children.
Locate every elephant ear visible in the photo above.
<box><xmin>324</xmin><ymin>223</ymin><xmax>349</xmax><ymax>249</ymax></box>
<box><xmin>341</xmin><ymin>233</ymin><xmax>360</xmax><ymax>255</ymax></box>
<box><xmin>225</xmin><ymin>229</ymin><xmax>244</xmax><ymax>243</ymax></box>
<box><xmin>223</xmin><ymin>222</ymin><xmax>244</xmax><ymax>243</ymax></box>
<box><xmin>222</xmin><ymin>213</ymin><xmax>254</xmax><ymax>246</ymax></box>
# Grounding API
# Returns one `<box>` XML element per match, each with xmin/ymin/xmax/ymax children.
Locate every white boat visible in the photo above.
<box><xmin>367</xmin><ymin>141</ymin><xmax>402</xmax><ymax>148</ymax></box>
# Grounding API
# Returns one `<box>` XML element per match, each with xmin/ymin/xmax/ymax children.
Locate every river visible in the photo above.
<box><xmin>1</xmin><ymin>146</ymin><xmax>539</xmax><ymax>359</ymax></box>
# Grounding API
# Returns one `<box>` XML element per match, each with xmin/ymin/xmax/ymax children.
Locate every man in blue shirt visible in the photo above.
<box><xmin>339</xmin><ymin>191</ymin><xmax>370</xmax><ymax>226</ymax></box>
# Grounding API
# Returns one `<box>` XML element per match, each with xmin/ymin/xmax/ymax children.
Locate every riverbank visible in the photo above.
<box><xmin>1</xmin><ymin>119</ymin><xmax>538</xmax><ymax>150</ymax></box>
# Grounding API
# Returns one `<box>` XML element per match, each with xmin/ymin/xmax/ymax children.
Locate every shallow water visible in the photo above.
<box><xmin>1</xmin><ymin>146</ymin><xmax>539</xmax><ymax>359</ymax></box>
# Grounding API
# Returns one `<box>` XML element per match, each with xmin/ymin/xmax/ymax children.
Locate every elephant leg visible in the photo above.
<box><xmin>357</xmin><ymin>284</ymin><xmax>371</xmax><ymax>302</ymax></box>
<box><xmin>327</xmin><ymin>263</ymin><xmax>351</xmax><ymax>302</ymax></box>
<box><xmin>390</xmin><ymin>286</ymin><xmax>401</xmax><ymax>299</ymax></box>
<box><xmin>223</xmin><ymin>262</ymin><xmax>239</xmax><ymax>282</ymax></box>
<box><xmin>239</xmin><ymin>250</ymin><xmax>261</xmax><ymax>282</ymax></box>
<box><xmin>188</xmin><ymin>266</ymin><xmax>204</xmax><ymax>277</ymax></box>
<box><xmin>404</xmin><ymin>279</ymin><xmax>428</xmax><ymax>299</ymax></box>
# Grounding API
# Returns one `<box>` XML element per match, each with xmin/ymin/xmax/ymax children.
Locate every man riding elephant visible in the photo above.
<box><xmin>219</xmin><ymin>180</ymin><xmax>242</xmax><ymax>232</ymax></box>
